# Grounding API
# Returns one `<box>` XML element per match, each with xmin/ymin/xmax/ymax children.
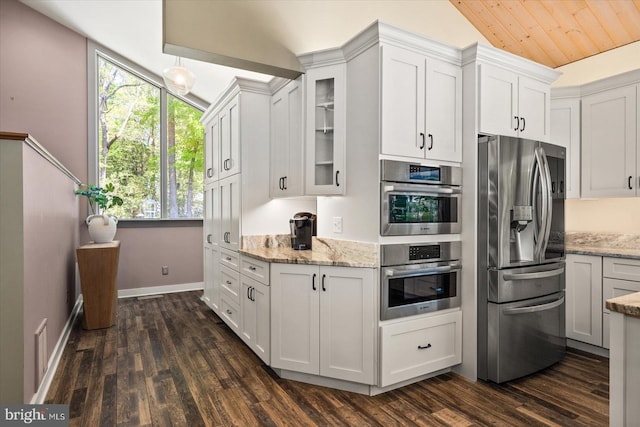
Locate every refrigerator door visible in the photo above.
<box><xmin>482</xmin><ymin>136</ymin><xmax>564</xmax><ymax>269</ymax></box>
<box><xmin>487</xmin><ymin>291</ymin><xmax>566</xmax><ymax>383</ymax></box>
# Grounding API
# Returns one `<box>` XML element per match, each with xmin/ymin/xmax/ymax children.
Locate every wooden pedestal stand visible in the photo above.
<box><xmin>76</xmin><ymin>241</ymin><xmax>120</xmax><ymax>329</ymax></box>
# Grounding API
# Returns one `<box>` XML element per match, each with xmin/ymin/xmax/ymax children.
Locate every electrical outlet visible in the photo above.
<box><xmin>162</xmin><ymin>266</ymin><xmax>169</xmax><ymax>275</ymax></box>
<box><xmin>332</xmin><ymin>217</ymin><xmax>343</xmax><ymax>233</ymax></box>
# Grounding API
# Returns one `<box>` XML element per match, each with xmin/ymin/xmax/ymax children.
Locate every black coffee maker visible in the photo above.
<box><xmin>289</xmin><ymin>212</ymin><xmax>317</xmax><ymax>250</ymax></box>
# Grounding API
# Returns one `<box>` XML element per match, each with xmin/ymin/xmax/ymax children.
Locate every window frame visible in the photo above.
<box><xmin>87</xmin><ymin>41</ymin><xmax>208</xmax><ymax>225</ymax></box>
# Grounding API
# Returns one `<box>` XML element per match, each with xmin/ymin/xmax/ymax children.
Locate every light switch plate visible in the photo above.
<box><xmin>332</xmin><ymin>217</ymin><xmax>343</xmax><ymax>233</ymax></box>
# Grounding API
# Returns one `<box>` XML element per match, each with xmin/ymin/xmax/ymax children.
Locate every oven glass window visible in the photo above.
<box><xmin>389</xmin><ymin>195</ymin><xmax>457</xmax><ymax>224</ymax></box>
<box><xmin>388</xmin><ymin>273</ymin><xmax>457</xmax><ymax>307</ymax></box>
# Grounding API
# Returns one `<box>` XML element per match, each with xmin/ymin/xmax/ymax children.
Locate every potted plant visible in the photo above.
<box><xmin>75</xmin><ymin>183</ymin><xmax>124</xmax><ymax>243</ymax></box>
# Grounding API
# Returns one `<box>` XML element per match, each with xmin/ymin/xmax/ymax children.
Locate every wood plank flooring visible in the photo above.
<box><xmin>45</xmin><ymin>291</ymin><xmax>609</xmax><ymax>426</ymax></box>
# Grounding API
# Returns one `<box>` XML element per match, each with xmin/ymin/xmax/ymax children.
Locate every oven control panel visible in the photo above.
<box><xmin>409</xmin><ymin>245</ymin><xmax>441</xmax><ymax>261</ymax></box>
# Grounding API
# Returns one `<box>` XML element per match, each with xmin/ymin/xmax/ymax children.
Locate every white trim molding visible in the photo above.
<box><xmin>118</xmin><ymin>282</ymin><xmax>204</xmax><ymax>299</ymax></box>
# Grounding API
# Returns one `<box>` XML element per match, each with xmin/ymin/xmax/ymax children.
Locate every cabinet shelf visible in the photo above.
<box><xmin>316</xmin><ymin>102</ymin><xmax>334</xmax><ymax>110</ymax></box>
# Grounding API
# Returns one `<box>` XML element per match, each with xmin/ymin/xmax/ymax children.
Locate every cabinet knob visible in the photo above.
<box><xmin>418</xmin><ymin>343</ymin><xmax>432</xmax><ymax>350</ymax></box>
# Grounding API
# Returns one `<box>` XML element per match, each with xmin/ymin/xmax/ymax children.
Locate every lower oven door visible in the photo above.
<box><xmin>380</xmin><ymin>182</ymin><xmax>461</xmax><ymax>236</ymax></box>
<box><xmin>487</xmin><ymin>291</ymin><xmax>566</xmax><ymax>383</ymax></box>
<box><xmin>381</xmin><ymin>261</ymin><xmax>461</xmax><ymax>320</ymax></box>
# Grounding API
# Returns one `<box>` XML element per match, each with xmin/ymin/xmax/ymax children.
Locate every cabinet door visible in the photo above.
<box><xmin>518</xmin><ymin>76</ymin><xmax>551</xmax><ymax>142</ymax></box>
<box><xmin>254</xmin><ymin>280</ymin><xmax>270</xmax><ymax>364</ymax></box>
<box><xmin>425</xmin><ymin>58</ymin><xmax>462</xmax><ymax>162</ymax></box>
<box><xmin>479</xmin><ymin>63</ymin><xmax>518</xmax><ymax>137</ymax></box>
<box><xmin>380</xmin><ymin>45</ymin><xmax>425</xmax><ymax>159</ymax></box>
<box><xmin>270</xmin><ymin>264</ymin><xmax>319</xmax><ymax>374</ymax></box>
<box><xmin>219</xmin><ymin>96</ymin><xmax>240</xmax><ymax>179</ymax></box>
<box><xmin>219</xmin><ymin>174</ymin><xmax>240</xmax><ymax>251</ymax></box>
<box><xmin>240</xmin><ymin>276</ymin><xmax>257</xmax><ymax>346</ymax></box>
<box><xmin>565</xmin><ymin>254</ymin><xmax>602</xmax><ymax>346</ymax></box>
<box><xmin>581</xmin><ymin>85</ymin><xmax>637</xmax><ymax>198</ymax></box>
<box><xmin>210</xmin><ymin>244</ymin><xmax>220</xmax><ymax>314</ymax></box>
<box><xmin>204</xmin><ymin>183</ymin><xmax>220</xmax><ymax>245</ymax></box>
<box><xmin>319</xmin><ymin>267</ymin><xmax>375</xmax><ymax>384</ymax></box>
<box><xmin>305</xmin><ymin>64</ymin><xmax>346</xmax><ymax>195</ymax></box>
<box><xmin>203</xmin><ymin>244</ymin><xmax>213</xmax><ymax>309</ymax></box>
<box><xmin>551</xmin><ymin>98</ymin><xmax>580</xmax><ymax>198</ymax></box>
<box><xmin>270</xmin><ymin>78</ymin><xmax>304</xmax><ymax>198</ymax></box>
<box><xmin>204</xmin><ymin>115</ymin><xmax>219</xmax><ymax>184</ymax></box>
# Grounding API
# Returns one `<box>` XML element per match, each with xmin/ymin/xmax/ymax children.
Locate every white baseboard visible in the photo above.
<box><xmin>118</xmin><ymin>282</ymin><xmax>204</xmax><ymax>299</ymax></box>
<box><xmin>30</xmin><ymin>295</ymin><xmax>84</xmax><ymax>404</ymax></box>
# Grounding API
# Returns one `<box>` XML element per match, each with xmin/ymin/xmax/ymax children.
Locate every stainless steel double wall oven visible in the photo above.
<box><xmin>379</xmin><ymin>160</ymin><xmax>463</xmax><ymax>320</ymax></box>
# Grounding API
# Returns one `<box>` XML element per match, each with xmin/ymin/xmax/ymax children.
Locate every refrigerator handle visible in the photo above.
<box><xmin>502</xmin><ymin>267</ymin><xmax>564</xmax><ymax>281</ymax></box>
<box><xmin>539</xmin><ymin>147</ymin><xmax>553</xmax><ymax>259</ymax></box>
<box><xmin>533</xmin><ymin>147</ymin><xmax>552</xmax><ymax>262</ymax></box>
<box><xmin>503</xmin><ymin>295</ymin><xmax>564</xmax><ymax>315</ymax></box>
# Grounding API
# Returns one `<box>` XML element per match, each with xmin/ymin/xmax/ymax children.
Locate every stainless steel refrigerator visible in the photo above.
<box><xmin>478</xmin><ymin>134</ymin><xmax>566</xmax><ymax>383</ymax></box>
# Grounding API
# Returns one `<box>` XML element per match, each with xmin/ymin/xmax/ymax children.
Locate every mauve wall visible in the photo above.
<box><xmin>22</xmin><ymin>144</ymin><xmax>79</xmax><ymax>402</ymax></box>
<box><xmin>0</xmin><ymin>0</ymin><xmax>204</xmax><ymax>297</ymax></box>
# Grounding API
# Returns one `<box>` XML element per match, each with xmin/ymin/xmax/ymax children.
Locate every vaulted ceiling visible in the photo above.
<box><xmin>451</xmin><ymin>0</ymin><xmax>640</xmax><ymax>68</ymax></box>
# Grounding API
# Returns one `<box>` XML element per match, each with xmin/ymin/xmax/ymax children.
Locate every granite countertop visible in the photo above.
<box><xmin>606</xmin><ymin>292</ymin><xmax>640</xmax><ymax>318</ymax></box>
<box><xmin>239</xmin><ymin>235</ymin><xmax>378</xmax><ymax>268</ymax></box>
<box><xmin>565</xmin><ymin>231</ymin><xmax>640</xmax><ymax>260</ymax></box>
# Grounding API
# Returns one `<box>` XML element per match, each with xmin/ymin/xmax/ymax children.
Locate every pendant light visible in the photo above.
<box><xmin>162</xmin><ymin>57</ymin><xmax>196</xmax><ymax>96</ymax></box>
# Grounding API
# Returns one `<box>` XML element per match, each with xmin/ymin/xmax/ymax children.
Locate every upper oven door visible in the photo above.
<box><xmin>381</xmin><ymin>182</ymin><xmax>462</xmax><ymax>236</ymax></box>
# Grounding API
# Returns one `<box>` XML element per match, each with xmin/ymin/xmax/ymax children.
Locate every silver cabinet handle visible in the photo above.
<box><xmin>418</xmin><ymin>343</ymin><xmax>432</xmax><ymax>350</ymax></box>
<box><xmin>207</xmin><ymin>168</ymin><xmax>214</xmax><ymax>178</ymax></box>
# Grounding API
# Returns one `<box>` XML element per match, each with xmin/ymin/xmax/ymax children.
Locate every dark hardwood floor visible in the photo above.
<box><xmin>45</xmin><ymin>291</ymin><xmax>609</xmax><ymax>426</ymax></box>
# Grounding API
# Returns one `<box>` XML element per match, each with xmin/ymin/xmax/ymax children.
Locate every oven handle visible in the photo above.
<box><xmin>382</xmin><ymin>182</ymin><xmax>462</xmax><ymax>195</ymax></box>
<box><xmin>384</xmin><ymin>264</ymin><xmax>461</xmax><ymax>279</ymax></box>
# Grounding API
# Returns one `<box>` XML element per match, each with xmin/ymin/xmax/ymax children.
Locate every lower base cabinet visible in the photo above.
<box><xmin>240</xmin><ymin>275</ymin><xmax>270</xmax><ymax>364</ymax></box>
<box><xmin>379</xmin><ymin>310</ymin><xmax>462</xmax><ymax>387</ymax></box>
<box><xmin>270</xmin><ymin>264</ymin><xmax>376</xmax><ymax>385</ymax></box>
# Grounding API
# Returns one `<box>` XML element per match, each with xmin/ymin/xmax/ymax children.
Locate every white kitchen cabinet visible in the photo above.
<box><xmin>270</xmin><ymin>77</ymin><xmax>304</xmax><ymax>198</ymax></box>
<box><xmin>565</xmin><ymin>254</ymin><xmax>603</xmax><ymax>346</ymax></box>
<box><xmin>550</xmin><ymin>95</ymin><xmax>580</xmax><ymax>199</ymax></box>
<box><xmin>270</xmin><ymin>263</ymin><xmax>376</xmax><ymax>384</ymax></box>
<box><xmin>240</xmin><ymin>275</ymin><xmax>270</xmax><ymax>364</ymax></box>
<box><xmin>218</xmin><ymin>95</ymin><xmax>240</xmax><ymax>179</ymax></box>
<box><xmin>479</xmin><ymin>62</ymin><xmax>552</xmax><ymax>142</ymax></box>
<box><xmin>581</xmin><ymin>84</ymin><xmax>638</xmax><ymax>198</ymax></box>
<box><xmin>219</xmin><ymin>174</ymin><xmax>240</xmax><ymax>251</ymax></box>
<box><xmin>305</xmin><ymin>63</ymin><xmax>346</xmax><ymax>195</ymax></box>
<box><xmin>602</xmin><ymin>257</ymin><xmax>640</xmax><ymax>349</ymax></box>
<box><xmin>203</xmin><ymin>244</ymin><xmax>220</xmax><ymax>313</ymax></box>
<box><xmin>203</xmin><ymin>113</ymin><xmax>220</xmax><ymax>184</ymax></box>
<box><xmin>381</xmin><ymin>45</ymin><xmax>462</xmax><ymax>162</ymax></box>
<box><xmin>380</xmin><ymin>310</ymin><xmax>462</xmax><ymax>387</ymax></box>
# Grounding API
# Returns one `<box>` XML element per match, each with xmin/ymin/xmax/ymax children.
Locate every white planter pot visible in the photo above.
<box><xmin>86</xmin><ymin>214</ymin><xmax>118</xmax><ymax>243</ymax></box>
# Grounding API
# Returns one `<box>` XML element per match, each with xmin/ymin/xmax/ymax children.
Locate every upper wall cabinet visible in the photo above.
<box><xmin>219</xmin><ymin>96</ymin><xmax>241</xmax><ymax>179</ymax></box>
<box><xmin>550</xmin><ymin>93</ymin><xmax>581</xmax><ymax>199</ymax></box>
<box><xmin>270</xmin><ymin>77</ymin><xmax>305</xmax><ymax>198</ymax></box>
<box><xmin>381</xmin><ymin>45</ymin><xmax>462</xmax><ymax>163</ymax></box>
<box><xmin>479</xmin><ymin>63</ymin><xmax>552</xmax><ymax>142</ymax></box>
<box><xmin>581</xmin><ymin>84</ymin><xmax>638</xmax><ymax>198</ymax></box>
<box><xmin>304</xmin><ymin>63</ymin><xmax>346</xmax><ymax>195</ymax></box>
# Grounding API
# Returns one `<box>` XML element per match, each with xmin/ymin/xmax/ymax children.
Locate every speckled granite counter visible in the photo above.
<box><xmin>565</xmin><ymin>231</ymin><xmax>640</xmax><ymax>260</ymax></box>
<box><xmin>239</xmin><ymin>235</ymin><xmax>378</xmax><ymax>268</ymax></box>
<box><xmin>606</xmin><ymin>292</ymin><xmax>640</xmax><ymax>318</ymax></box>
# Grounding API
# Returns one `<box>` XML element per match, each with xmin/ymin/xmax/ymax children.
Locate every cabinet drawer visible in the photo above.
<box><xmin>603</xmin><ymin>257</ymin><xmax>640</xmax><ymax>281</ymax></box>
<box><xmin>220</xmin><ymin>265</ymin><xmax>240</xmax><ymax>304</ymax></box>
<box><xmin>240</xmin><ymin>255</ymin><xmax>270</xmax><ymax>285</ymax></box>
<box><xmin>603</xmin><ymin>278</ymin><xmax>640</xmax><ymax>313</ymax></box>
<box><xmin>220</xmin><ymin>295</ymin><xmax>240</xmax><ymax>333</ymax></box>
<box><xmin>380</xmin><ymin>310</ymin><xmax>462</xmax><ymax>387</ymax></box>
<box><xmin>220</xmin><ymin>248</ymin><xmax>240</xmax><ymax>271</ymax></box>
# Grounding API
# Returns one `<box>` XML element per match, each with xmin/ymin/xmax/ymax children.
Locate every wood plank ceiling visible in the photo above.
<box><xmin>450</xmin><ymin>0</ymin><xmax>640</xmax><ymax>68</ymax></box>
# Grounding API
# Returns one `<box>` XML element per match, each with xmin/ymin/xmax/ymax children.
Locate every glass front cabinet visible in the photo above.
<box><xmin>305</xmin><ymin>63</ymin><xmax>346</xmax><ymax>195</ymax></box>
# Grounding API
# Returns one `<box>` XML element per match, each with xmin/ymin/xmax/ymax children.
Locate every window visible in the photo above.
<box><xmin>89</xmin><ymin>43</ymin><xmax>206</xmax><ymax>220</ymax></box>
